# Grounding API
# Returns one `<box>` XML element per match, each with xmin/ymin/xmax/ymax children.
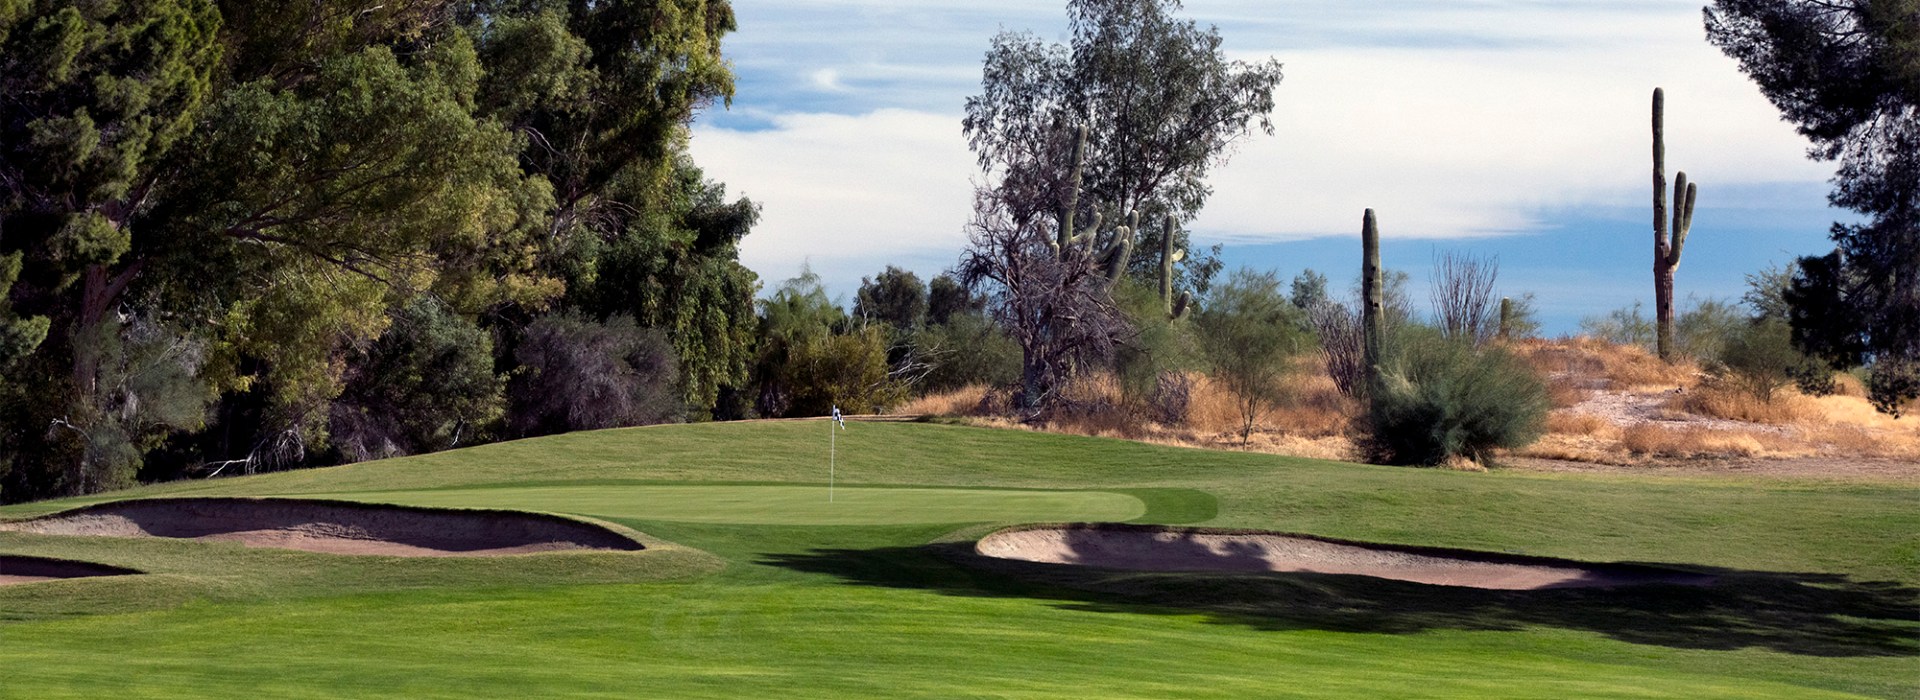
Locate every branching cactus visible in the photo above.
<box><xmin>1652</xmin><ymin>88</ymin><xmax>1699</xmax><ymax>363</ymax></box>
<box><xmin>1054</xmin><ymin>125</ymin><xmax>1103</xmax><ymax>259</ymax></box>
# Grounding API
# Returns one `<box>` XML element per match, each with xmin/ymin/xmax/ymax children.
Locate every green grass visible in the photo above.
<box><xmin>1</xmin><ymin>420</ymin><xmax>1915</xmax><ymax>698</ymax></box>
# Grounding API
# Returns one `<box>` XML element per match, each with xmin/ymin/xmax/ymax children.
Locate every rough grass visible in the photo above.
<box><xmin>0</xmin><ymin>421</ymin><xmax>1916</xmax><ymax>697</ymax></box>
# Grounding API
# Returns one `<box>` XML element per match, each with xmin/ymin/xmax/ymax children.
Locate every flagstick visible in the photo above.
<box><xmin>829</xmin><ymin>415</ymin><xmax>836</xmax><ymax>503</ymax></box>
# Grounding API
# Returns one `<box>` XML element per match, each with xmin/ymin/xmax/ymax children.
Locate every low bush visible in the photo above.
<box><xmin>1366</xmin><ymin>330</ymin><xmax>1551</xmax><ymax>466</ymax></box>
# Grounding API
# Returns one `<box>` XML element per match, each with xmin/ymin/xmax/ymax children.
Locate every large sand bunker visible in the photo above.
<box><xmin>0</xmin><ymin>498</ymin><xmax>644</xmax><ymax>557</ymax></box>
<box><xmin>976</xmin><ymin>524</ymin><xmax>1714</xmax><ymax>590</ymax></box>
<box><xmin>0</xmin><ymin>555</ymin><xmax>139</xmax><ymax>586</ymax></box>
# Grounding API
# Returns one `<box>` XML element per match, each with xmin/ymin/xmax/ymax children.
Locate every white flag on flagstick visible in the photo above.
<box><xmin>829</xmin><ymin>405</ymin><xmax>845</xmax><ymax>502</ymax></box>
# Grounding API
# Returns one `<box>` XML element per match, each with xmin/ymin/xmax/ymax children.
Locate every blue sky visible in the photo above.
<box><xmin>687</xmin><ymin>0</ymin><xmax>1849</xmax><ymax>335</ymax></box>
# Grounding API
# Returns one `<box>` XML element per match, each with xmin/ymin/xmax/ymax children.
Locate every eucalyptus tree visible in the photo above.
<box><xmin>962</xmin><ymin>0</ymin><xmax>1281</xmax><ymax>283</ymax></box>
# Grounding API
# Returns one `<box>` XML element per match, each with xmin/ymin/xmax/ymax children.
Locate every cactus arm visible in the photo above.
<box><xmin>1058</xmin><ymin>125</ymin><xmax>1089</xmax><ymax>257</ymax></box>
<box><xmin>1670</xmin><ymin>177</ymin><xmax>1696</xmax><ymax>267</ymax></box>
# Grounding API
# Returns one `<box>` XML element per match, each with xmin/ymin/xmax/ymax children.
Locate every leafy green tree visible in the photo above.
<box><xmin>752</xmin><ymin>269</ymin><xmax>846</xmax><ymax>417</ymax></box>
<box><xmin>0</xmin><ymin>253</ymin><xmax>47</xmax><ymax>371</ymax></box>
<box><xmin>854</xmin><ymin>267</ymin><xmax>927</xmax><ymax>332</ymax></box>
<box><xmin>787</xmin><ymin>326</ymin><xmax>907</xmax><ymax>416</ymax></box>
<box><xmin>566</xmin><ymin>159</ymin><xmax>760</xmax><ymax>418</ymax></box>
<box><xmin>331</xmin><ymin>299</ymin><xmax>505</xmax><ymax>462</ymax></box>
<box><xmin>962</xmin><ymin>0</ymin><xmax>1281</xmax><ymax>284</ymax></box>
<box><xmin>927</xmin><ymin>273</ymin><xmax>984</xmax><ymax>326</ymax></box>
<box><xmin>0</xmin><ymin>0</ymin><xmax>755</xmax><ymax>499</ymax></box>
<box><xmin>1193</xmin><ymin>269</ymin><xmax>1312</xmax><ymax>444</ymax></box>
<box><xmin>1707</xmin><ymin>0</ymin><xmax>1920</xmax><ymax>414</ymax></box>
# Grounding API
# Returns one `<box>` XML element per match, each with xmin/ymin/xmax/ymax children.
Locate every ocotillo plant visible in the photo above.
<box><xmin>1158</xmin><ymin>218</ymin><xmax>1191</xmax><ymax>319</ymax></box>
<box><xmin>1652</xmin><ymin>87</ymin><xmax>1699</xmax><ymax>363</ymax></box>
<box><xmin>1362</xmin><ymin>209</ymin><xmax>1384</xmax><ymax>392</ymax></box>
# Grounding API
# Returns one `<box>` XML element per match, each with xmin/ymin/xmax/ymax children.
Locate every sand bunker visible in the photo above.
<box><xmin>0</xmin><ymin>498</ymin><xmax>644</xmax><ymax>557</ymax></box>
<box><xmin>976</xmin><ymin>524</ymin><xmax>1714</xmax><ymax>590</ymax></box>
<box><xmin>0</xmin><ymin>555</ymin><xmax>139</xmax><ymax>586</ymax></box>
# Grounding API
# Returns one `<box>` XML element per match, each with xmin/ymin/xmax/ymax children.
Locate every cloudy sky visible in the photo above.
<box><xmin>687</xmin><ymin>0</ymin><xmax>1846</xmax><ymax>334</ymax></box>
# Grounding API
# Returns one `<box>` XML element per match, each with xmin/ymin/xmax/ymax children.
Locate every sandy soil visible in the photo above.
<box><xmin>1504</xmin><ymin>455</ymin><xmax>1920</xmax><ymax>484</ymax></box>
<box><xmin>0</xmin><ymin>497</ymin><xmax>644</xmax><ymax>557</ymax></box>
<box><xmin>976</xmin><ymin>524</ymin><xmax>1715</xmax><ymax>591</ymax></box>
<box><xmin>0</xmin><ymin>555</ymin><xmax>139</xmax><ymax>586</ymax></box>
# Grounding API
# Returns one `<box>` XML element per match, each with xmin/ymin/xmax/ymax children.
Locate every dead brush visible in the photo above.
<box><xmin>898</xmin><ymin>384</ymin><xmax>991</xmax><ymax>417</ymax></box>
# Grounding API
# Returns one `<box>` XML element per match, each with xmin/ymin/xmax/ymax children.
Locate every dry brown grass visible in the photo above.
<box><xmin>899</xmin><ymin>337</ymin><xmax>1920</xmax><ymax>470</ymax></box>
<box><xmin>1544</xmin><ymin>411</ymin><xmax>1616</xmax><ymax>438</ymax></box>
<box><xmin>897</xmin><ymin>384</ymin><xmax>991</xmax><ymax>417</ymax></box>
<box><xmin>1671</xmin><ymin>383</ymin><xmax>1810</xmax><ymax>425</ymax></box>
<box><xmin>1511</xmin><ymin>337</ymin><xmax>1697</xmax><ymax>391</ymax></box>
<box><xmin>1617</xmin><ymin>423</ymin><xmax>1809</xmax><ymax>459</ymax></box>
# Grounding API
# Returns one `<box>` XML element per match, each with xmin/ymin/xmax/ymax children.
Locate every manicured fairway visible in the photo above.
<box><xmin>1</xmin><ymin>420</ymin><xmax>1915</xmax><ymax>698</ymax></box>
<box><xmin>311</xmin><ymin>484</ymin><xmax>1149</xmax><ymax>525</ymax></box>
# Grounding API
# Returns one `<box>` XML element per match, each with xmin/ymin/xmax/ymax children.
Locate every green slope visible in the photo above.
<box><xmin>1</xmin><ymin>421</ymin><xmax>1915</xmax><ymax>698</ymax></box>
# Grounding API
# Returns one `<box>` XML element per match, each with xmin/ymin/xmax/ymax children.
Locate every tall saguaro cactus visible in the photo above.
<box><xmin>1362</xmin><ymin>209</ymin><xmax>1384</xmax><ymax>392</ymax></box>
<box><xmin>1651</xmin><ymin>88</ymin><xmax>1699</xmax><ymax>363</ymax></box>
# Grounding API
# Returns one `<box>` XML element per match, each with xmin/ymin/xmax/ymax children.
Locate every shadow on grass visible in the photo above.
<box><xmin>759</xmin><ymin>542</ymin><xmax>1920</xmax><ymax>658</ymax></box>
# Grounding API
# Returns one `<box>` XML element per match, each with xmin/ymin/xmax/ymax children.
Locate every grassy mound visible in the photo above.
<box><xmin>1</xmin><ymin>420</ymin><xmax>1914</xmax><ymax>697</ymax></box>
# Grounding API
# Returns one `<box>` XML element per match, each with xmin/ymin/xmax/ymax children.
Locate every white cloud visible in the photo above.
<box><xmin>693</xmin><ymin>1</ymin><xmax>1839</xmax><ymax>291</ymax></box>
<box><xmin>689</xmin><ymin>109</ymin><xmax>978</xmax><ymax>289</ymax></box>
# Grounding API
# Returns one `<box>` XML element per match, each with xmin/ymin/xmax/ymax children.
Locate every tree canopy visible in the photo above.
<box><xmin>0</xmin><ymin>0</ymin><xmax>756</xmax><ymax>501</ymax></box>
<box><xmin>962</xmin><ymin>0</ymin><xmax>1281</xmax><ymax>283</ymax></box>
<box><xmin>1707</xmin><ymin>0</ymin><xmax>1920</xmax><ymax>414</ymax></box>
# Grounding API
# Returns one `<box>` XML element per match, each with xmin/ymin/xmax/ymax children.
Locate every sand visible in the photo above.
<box><xmin>976</xmin><ymin>524</ymin><xmax>1715</xmax><ymax>590</ymax></box>
<box><xmin>0</xmin><ymin>497</ymin><xmax>644</xmax><ymax>557</ymax></box>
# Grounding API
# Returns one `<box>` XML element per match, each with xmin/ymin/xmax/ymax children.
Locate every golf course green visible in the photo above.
<box><xmin>1</xmin><ymin>420</ymin><xmax>1915</xmax><ymax>698</ymax></box>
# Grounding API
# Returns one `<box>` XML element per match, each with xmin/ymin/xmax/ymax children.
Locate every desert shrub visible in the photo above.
<box><xmin>509</xmin><ymin>314</ymin><xmax>681</xmax><ymax>436</ymax></box>
<box><xmin>1580</xmin><ymin>302</ymin><xmax>1655</xmax><ymax>347</ymax></box>
<box><xmin>332</xmin><ymin>299</ymin><xmax>505</xmax><ymax>462</ymax></box>
<box><xmin>1366</xmin><ymin>329</ymin><xmax>1551</xmax><ymax>465</ymax></box>
<box><xmin>914</xmin><ymin>312</ymin><xmax>1020</xmax><ymax>394</ymax></box>
<box><xmin>1708</xmin><ymin>319</ymin><xmax>1807</xmax><ymax>404</ymax></box>
<box><xmin>1195</xmin><ymin>269</ymin><xmax>1314</xmax><ymax>444</ymax></box>
<box><xmin>1111</xmin><ymin>281</ymin><xmax>1199</xmax><ymax>419</ymax></box>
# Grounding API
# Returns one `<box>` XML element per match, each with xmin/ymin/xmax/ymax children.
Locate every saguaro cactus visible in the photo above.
<box><xmin>1157</xmin><ymin>218</ymin><xmax>1190</xmax><ymax>319</ymax></box>
<box><xmin>1498</xmin><ymin>296</ymin><xmax>1514</xmax><ymax>341</ymax></box>
<box><xmin>1099</xmin><ymin>211</ymin><xmax>1136</xmax><ymax>280</ymax></box>
<box><xmin>1362</xmin><ymin>209</ymin><xmax>1384</xmax><ymax>392</ymax></box>
<box><xmin>1054</xmin><ymin>125</ymin><xmax>1103</xmax><ymax>259</ymax></box>
<box><xmin>1652</xmin><ymin>88</ymin><xmax>1698</xmax><ymax>363</ymax></box>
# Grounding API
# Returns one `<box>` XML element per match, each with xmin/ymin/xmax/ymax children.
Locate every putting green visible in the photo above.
<box><xmin>309</xmin><ymin>484</ymin><xmax>1147</xmax><ymax>525</ymax></box>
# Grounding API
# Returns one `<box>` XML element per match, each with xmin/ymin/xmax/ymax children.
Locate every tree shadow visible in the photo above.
<box><xmin>760</xmin><ymin>540</ymin><xmax>1920</xmax><ymax>658</ymax></box>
